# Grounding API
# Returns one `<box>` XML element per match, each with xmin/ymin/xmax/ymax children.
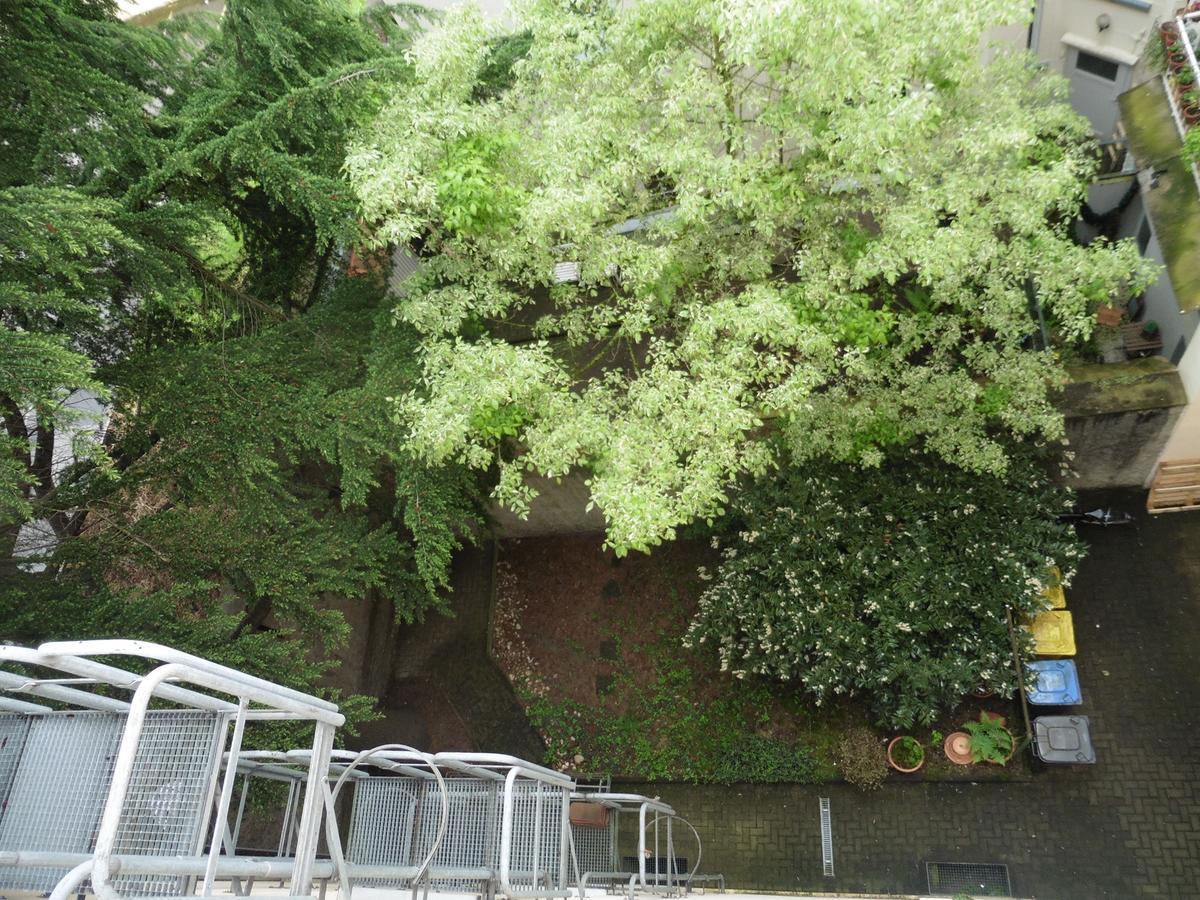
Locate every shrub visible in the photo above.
<box><xmin>686</xmin><ymin>448</ymin><xmax>1082</xmax><ymax>730</ymax></box>
<box><xmin>836</xmin><ymin>726</ymin><xmax>888</xmax><ymax>791</ymax></box>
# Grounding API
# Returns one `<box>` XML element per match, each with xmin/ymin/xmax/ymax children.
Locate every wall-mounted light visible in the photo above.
<box><xmin>1097</xmin><ymin>13</ymin><xmax>1112</xmax><ymax>32</ymax></box>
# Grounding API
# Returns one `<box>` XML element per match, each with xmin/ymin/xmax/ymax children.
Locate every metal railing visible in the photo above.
<box><xmin>0</xmin><ymin>641</ymin><xmax>342</xmax><ymax>900</ymax></box>
<box><xmin>568</xmin><ymin>792</ymin><xmax>715</xmax><ymax>899</ymax></box>
<box><xmin>1169</xmin><ymin>11</ymin><xmax>1200</xmax><ymax>196</ymax></box>
<box><xmin>230</xmin><ymin>750</ymin><xmax>577</xmax><ymax>900</ymax></box>
<box><xmin>0</xmin><ymin>642</ymin><xmax>721</xmax><ymax>900</ymax></box>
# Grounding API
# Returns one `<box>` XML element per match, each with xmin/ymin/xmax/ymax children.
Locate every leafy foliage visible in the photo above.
<box><xmin>143</xmin><ymin>0</ymin><xmax>427</xmax><ymax>310</ymax></box>
<box><xmin>890</xmin><ymin>735</ymin><xmax>924</xmax><ymax>768</ymax></box>
<box><xmin>1</xmin><ymin>1</ymin><xmax>479</xmax><ymax>721</ymax></box>
<box><xmin>523</xmin><ymin>638</ymin><xmax>824</xmax><ymax>784</ymax></box>
<box><xmin>964</xmin><ymin>714</ymin><xmax>1014</xmax><ymax>765</ymax></box>
<box><xmin>1</xmin><ymin>0</ymin><xmax>213</xmax><ymax>539</ymax></box>
<box><xmin>685</xmin><ymin>447</ymin><xmax>1083</xmax><ymax>730</ymax></box>
<box><xmin>349</xmin><ymin>0</ymin><xmax>1158</xmax><ymax>554</ymax></box>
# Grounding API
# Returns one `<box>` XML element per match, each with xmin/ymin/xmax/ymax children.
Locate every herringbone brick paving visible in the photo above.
<box><xmin>623</xmin><ymin>491</ymin><xmax>1200</xmax><ymax>898</ymax></box>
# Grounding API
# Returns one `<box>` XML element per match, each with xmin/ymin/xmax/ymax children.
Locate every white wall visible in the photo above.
<box><xmin>1115</xmin><ymin>193</ymin><xmax>1200</xmax><ymax>361</ymax></box>
<box><xmin>1032</xmin><ymin>0</ymin><xmax>1174</xmax><ymax>78</ymax></box>
<box><xmin>1158</xmin><ymin>338</ymin><xmax>1200</xmax><ymax>459</ymax></box>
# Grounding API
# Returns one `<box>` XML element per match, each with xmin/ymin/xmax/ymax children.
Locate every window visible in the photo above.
<box><xmin>1137</xmin><ymin>216</ymin><xmax>1153</xmax><ymax>255</ymax></box>
<box><xmin>1075</xmin><ymin>50</ymin><xmax>1120</xmax><ymax>82</ymax></box>
<box><xmin>1170</xmin><ymin>335</ymin><xmax>1187</xmax><ymax>366</ymax></box>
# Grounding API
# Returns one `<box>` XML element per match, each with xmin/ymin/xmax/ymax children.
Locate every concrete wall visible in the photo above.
<box><xmin>1116</xmin><ymin>193</ymin><xmax>1200</xmax><ymax>362</ymax></box>
<box><xmin>490</xmin><ymin>471</ymin><xmax>606</xmax><ymax>537</ymax></box>
<box><xmin>1158</xmin><ymin>333</ymin><xmax>1200</xmax><ymax>460</ymax></box>
<box><xmin>1062</xmin><ymin>356</ymin><xmax>1188</xmax><ymax>487</ymax></box>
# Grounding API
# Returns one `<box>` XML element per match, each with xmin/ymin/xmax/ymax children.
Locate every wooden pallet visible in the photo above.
<box><xmin>1147</xmin><ymin>459</ymin><xmax>1200</xmax><ymax>513</ymax></box>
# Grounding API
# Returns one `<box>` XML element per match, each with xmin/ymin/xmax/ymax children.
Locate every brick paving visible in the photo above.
<box><xmin>620</xmin><ymin>491</ymin><xmax>1200</xmax><ymax>898</ymax></box>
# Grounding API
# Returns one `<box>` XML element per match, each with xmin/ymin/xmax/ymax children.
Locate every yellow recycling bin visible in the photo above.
<box><xmin>1026</xmin><ymin>610</ymin><xmax>1076</xmax><ymax>657</ymax></box>
<box><xmin>1041</xmin><ymin>566</ymin><xmax>1066</xmax><ymax>610</ymax></box>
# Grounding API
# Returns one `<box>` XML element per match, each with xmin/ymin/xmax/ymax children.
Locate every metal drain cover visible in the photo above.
<box><xmin>925</xmin><ymin>861</ymin><xmax>1012</xmax><ymax>897</ymax></box>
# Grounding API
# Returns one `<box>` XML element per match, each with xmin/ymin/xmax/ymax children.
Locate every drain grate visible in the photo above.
<box><xmin>819</xmin><ymin>798</ymin><xmax>833</xmax><ymax>878</ymax></box>
<box><xmin>925</xmin><ymin>861</ymin><xmax>1012</xmax><ymax>896</ymax></box>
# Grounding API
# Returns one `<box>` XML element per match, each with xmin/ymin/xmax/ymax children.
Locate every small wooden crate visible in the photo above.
<box><xmin>1147</xmin><ymin>459</ymin><xmax>1200</xmax><ymax>514</ymax></box>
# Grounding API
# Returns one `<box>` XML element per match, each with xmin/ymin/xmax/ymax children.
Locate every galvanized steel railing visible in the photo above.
<box><xmin>0</xmin><ymin>641</ymin><xmax>342</xmax><ymax>900</ymax></box>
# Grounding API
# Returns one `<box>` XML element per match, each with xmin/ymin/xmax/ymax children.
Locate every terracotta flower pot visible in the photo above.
<box><xmin>944</xmin><ymin>731</ymin><xmax>972</xmax><ymax>765</ymax></box>
<box><xmin>971</xmin><ymin>684</ymin><xmax>996</xmax><ymax>699</ymax></box>
<box><xmin>887</xmin><ymin>736</ymin><xmax>925</xmax><ymax>774</ymax></box>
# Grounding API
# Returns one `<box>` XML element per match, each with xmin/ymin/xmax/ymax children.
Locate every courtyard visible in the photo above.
<box><xmin>371</xmin><ymin>489</ymin><xmax>1200</xmax><ymax>896</ymax></box>
<box><xmin>618</xmin><ymin>490</ymin><xmax>1200</xmax><ymax>897</ymax></box>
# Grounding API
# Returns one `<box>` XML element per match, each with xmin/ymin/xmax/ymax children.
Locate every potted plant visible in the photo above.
<box><xmin>1185</xmin><ymin>90</ymin><xmax>1200</xmax><ymax>124</ymax></box>
<box><xmin>963</xmin><ymin>712</ymin><xmax>1015</xmax><ymax>765</ymax></box>
<box><xmin>1163</xmin><ymin>21</ymin><xmax>1180</xmax><ymax>47</ymax></box>
<box><xmin>1142</xmin><ymin>319</ymin><xmax>1161</xmax><ymax>342</ymax></box>
<box><xmin>887</xmin><ymin>735</ymin><xmax>925</xmax><ymax>773</ymax></box>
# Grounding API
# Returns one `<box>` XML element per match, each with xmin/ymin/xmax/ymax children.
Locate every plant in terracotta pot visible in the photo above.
<box><xmin>1163</xmin><ymin>22</ymin><xmax>1180</xmax><ymax>47</ymax></box>
<box><xmin>964</xmin><ymin>713</ymin><xmax>1015</xmax><ymax>765</ymax></box>
<box><xmin>1185</xmin><ymin>90</ymin><xmax>1200</xmax><ymax>124</ymax></box>
<box><xmin>887</xmin><ymin>735</ymin><xmax>925</xmax><ymax>773</ymax></box>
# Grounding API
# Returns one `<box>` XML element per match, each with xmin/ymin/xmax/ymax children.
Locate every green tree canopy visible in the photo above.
<box><xmin>1</xmin><ymin>0</ymin><xmax>211</xmax><ymax>532</ymax></box>
<box><xmin>349</xmin><ymin>0</ymin><xmax>1157</xmax><ymax>554</ymax></box>
<box><xmin>1</xmin><ymin>0</ymin><xmax>479</xmax><ymax>719</ymax></box>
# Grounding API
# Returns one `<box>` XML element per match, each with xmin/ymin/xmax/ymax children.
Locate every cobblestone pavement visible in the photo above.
<box><xmin>622</xmin><ymin>491</ymin><xmax>1200</xmax><ymax>898</ymax></box>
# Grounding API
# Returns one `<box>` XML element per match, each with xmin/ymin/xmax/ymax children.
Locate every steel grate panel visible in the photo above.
<box><xmin>415</xmin><ymin>778</ymin><xmax>499</xmax><ymax>889</ymax></box>
<box><xmin>113</xmin><ymin>711</ymin><xmax>224</xmax><ymax>896</ymax></box>
<box><xmin>570</xmin><ymin>812</ymin><xmax>618</xmax><ymax>884</ymax></box>
<box><xmin>0</xmin><ymin>715</ymin><xmax>31</xmax><ymax>812</ymax></box>
<box><xmin>0</xmin><ymin>711</ymin><xmax>222</xmax><ymax>896</ymax></box>
<box><xmin>345</xmin><ymin>775</ymin><xmax>570</xmax><ymax>894</ymax></box>
<box><xmin>0</xmin><ymin>712</ymin><xmax>124</xmax><ymax>891</ymax></box>
<box><xmin>507</xmin><ymin>781</ymin><xmax>566</xmax><ymax>891</ymax></box>
<box><xmin>346</xmin><ymin>778</ymin><xmax>419</xmax><ymax>887</ymax></box>
<box><xmin>926</xmin><ymin>861</ymin><xmax>1013</xmax><ymax>897</ymax></box>
<box><xmin>819</xmin><ymin>797</ymin><xmax>834</xmax><ymax>878</ymax></box>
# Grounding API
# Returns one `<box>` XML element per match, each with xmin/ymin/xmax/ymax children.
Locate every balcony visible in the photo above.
<box><xmin>1115</xmin><ymin>10</ymin><xmax>1200</xmax><ymax>313</ymax></box>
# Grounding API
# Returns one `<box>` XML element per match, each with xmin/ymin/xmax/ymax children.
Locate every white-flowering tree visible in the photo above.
<box><xmin>349</xmin><ymin>0</ymin><xmax>1155</xmax><ymax>553</ymax></box>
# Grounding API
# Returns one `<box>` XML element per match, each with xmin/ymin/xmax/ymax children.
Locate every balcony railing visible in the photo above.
<box><xmin>1161</xmin><ymin>9</ymin><xmax>1200</xmax><ymax>193</ymax></box>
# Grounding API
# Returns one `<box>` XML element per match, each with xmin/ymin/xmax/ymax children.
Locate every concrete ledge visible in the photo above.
<box><xmin>1061</xmin><ymin>357</ymin><xmax>1187</xmax><ymax>489</ymax></box>
<box><xmin>1060</xmin><ymin>356</ymin><xmax>1187</xmax><ymax>418</ymax></box>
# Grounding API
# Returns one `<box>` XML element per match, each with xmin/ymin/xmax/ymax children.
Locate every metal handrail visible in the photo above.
<box><xmin>0</xmin><ymin>644</ymin><xmax>237</xmax><ymax>712</ymax></box>
<box><xmin>38</xmin><ymin>640</ymin><xmax>340</xmax><ymax>716</ymax></box>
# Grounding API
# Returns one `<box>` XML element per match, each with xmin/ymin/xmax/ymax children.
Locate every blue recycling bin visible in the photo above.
<box><xmin>1025</xmin><ymin>659</ymin><xmax>1082</xmax><ymax>706</ymax></box>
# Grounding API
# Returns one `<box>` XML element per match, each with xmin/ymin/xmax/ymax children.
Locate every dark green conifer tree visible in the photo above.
<box><xmin>0</xmin><ymin>1</ymin><xmax>479</xmax><ymax>721</ymax></box>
